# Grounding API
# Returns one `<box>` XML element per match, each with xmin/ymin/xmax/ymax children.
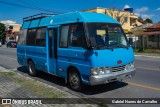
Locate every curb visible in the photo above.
<box><xmin>135</xmin><ymin>55</ymin><xmax>160</xmax><ymax>58</ymax></box>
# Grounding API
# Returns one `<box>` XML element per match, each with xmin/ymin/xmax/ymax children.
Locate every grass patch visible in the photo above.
<box><xmin>0</xmin><ymin>72</ymin><xmax>15</xmax><ymax>77</ymax></box>
<box><xmin>13</xmin><ymin>76</ymin><xmax>67</xmax><ymax>98</ymax></box>
<box><xmin>0</xmin><ymin>71</ymin><xmax>67</xmax><ymax>98</ymax></box>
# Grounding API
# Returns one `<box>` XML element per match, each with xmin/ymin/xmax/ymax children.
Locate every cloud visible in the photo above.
<box><xmin>135</xmin><ymin>13</ymin><xmax>154</xmax><ymax>20</ymax></box>
<box><xmin>135</xmin><ymin>13</ymin><xmax>140</xmax><ymax>16</ymax></box>
<box><xmin>124</xmin><ymin>5</ymin><xmax>130</xmax><ymax>9</ymax></box>
<box><xmin>134</xmin><ymin>7</ymin><xmax>154</xmax><ymax>20</ymax></box>
<box><xmin>156</xmin><ymin>8</ymin><xmax>160</xmax><ymax>11</ymax></box>
<box><xmin>141</xmin><ymin>14</ymin><xmax>154</xmax><ymax>20</ymax></box>
<box><xmin>135</xmin><ymin>7</ymin><xmax>148</xmax><ymax>13</ymax></box>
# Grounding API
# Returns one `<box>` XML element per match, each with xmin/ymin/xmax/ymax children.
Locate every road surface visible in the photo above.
<box><xmin>0</xmin><ymin>47</ymin><xmax>160</xmax><ymax>107</ymax></box>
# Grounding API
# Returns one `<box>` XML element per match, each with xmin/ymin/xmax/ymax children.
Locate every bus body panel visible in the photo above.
<box><xmin>17</xmin><ymin>45</ymin><xmax>26</xmax><ymax>66</ymax></box>
<box><xmin>25</xmin><ymin>46</ymin><xmax>47</xmax><ymax>72</ymax></box>
<box><xmin>23</xmin><ymin>12</ymin><xmax>119</xmax><ymax>29</ymax></box>
<box><xmin>91</xmin><ymin>47</ymin><xmax>134</xmax><ymax>67</ymax></box>
<box><xmin>17</xmin><ymin>12</ymin><xmax>136</xmax><ymax>86</ymax></box>
<box><xmin>57</xmin><ymin>48</ymin><xmax>91</xmax><ymax>84</ymax></box>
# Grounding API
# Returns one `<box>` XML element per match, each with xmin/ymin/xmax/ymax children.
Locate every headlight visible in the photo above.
<box><xmin>91</xmin><ymin>67</ymin><xmax>111</xmax><ymax>76</ymax></box>
<box><xmin>125</xmin><ymin>62</ymin><xmax>135</xmax><ymax>70</ymax></box>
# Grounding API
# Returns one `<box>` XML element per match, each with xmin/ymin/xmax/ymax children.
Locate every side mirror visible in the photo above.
<box><xmin>88</xmin><ymin>37</ymin><xmax>96</xmax><ymax>50</ymax></box>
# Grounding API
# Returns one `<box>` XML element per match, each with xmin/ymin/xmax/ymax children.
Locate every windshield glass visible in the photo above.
<box><xmin>86</xmin><ymin>23</ymin><xmax>128</xmax><ymax>49</ymax></box>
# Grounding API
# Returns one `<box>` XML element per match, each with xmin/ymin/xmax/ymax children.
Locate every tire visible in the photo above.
<box><xmin>28</xmin><ymin>61</ymin><xmax>37</xmax><ymax>76</ymax></box>
<box><xmin>68</xmin><ymin>69</ymin><xmax>82</xmax><ymax>91</ymax></box>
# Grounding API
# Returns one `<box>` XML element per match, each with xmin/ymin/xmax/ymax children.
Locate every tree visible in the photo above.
<box><xmin>138</xmin><ymin>16</ymin><xmax>143</xmax><ymax>22</ymax></box>
<box><xmin>143</xmin><ymin>18</ymin><xmax>153</xmax><ymax>24</ymax></box>
<box><xmin>0</xmin><ymin>23</ymin><xmax>6</xmax><ymax>44</ymax></box>
<box><xmin>104</xmin><ymin>8</ymin><xmax>129</xmax><ymax>26</ymax></box>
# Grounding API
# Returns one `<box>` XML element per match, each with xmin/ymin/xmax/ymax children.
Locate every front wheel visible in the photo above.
<box><xmin>28</xmin><ymin>61</ymin><xmax>37</xmax><ymax>76</ymax></box>
<box><xmin>68</xmin><ymin>69</ymin><xmax>82</xmax><ymax>91</ymax></box>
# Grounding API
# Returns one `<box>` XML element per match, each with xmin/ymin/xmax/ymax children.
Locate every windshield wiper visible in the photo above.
<box><xmin>94</xmin><ymin>45</ymin><xmax>114</xmax><ymax>51</ymax></box>
<box><xmin>94</xmin><ymin>45</ymin><xmax>105</xmax><ymax>49</ymax></box>
<box><xmin>105</xmin><ymin>46</ymin><xmax>114</xmax><ymax>51</ymax></box>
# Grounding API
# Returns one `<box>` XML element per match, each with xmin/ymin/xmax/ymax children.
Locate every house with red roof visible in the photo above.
<box><xmin>131</xmin><ymin>23</ymin><xmax>160</xmax><ymax>49</ymax></box>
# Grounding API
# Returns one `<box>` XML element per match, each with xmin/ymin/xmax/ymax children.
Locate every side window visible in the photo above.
<box><xmin>48</xmin><ymin>29</ymin><xmax>53</xmax><ymax>57</ymax></box>
<box><xmin>69</xmin><ymin>23</ymin><xmax>87</xmax><ymax>48</ymax></box>
<box><xmin>26</xmin><ymin>28</ymin><xmax>36</xmax><ymax>46</ymax></box>
<box><xmin>18</xmin><ymin>29</ymin><xmax>27</xmax><ymax>45</ymax></box>
<box><xmin>60</xmin><ymin>25</ymin><xmax>69</xmax><ymax>47</ymax></box>
<box><xmin>36</xmin><ymin>28</ymin><xmax>46</xmax><ymax>47</ymax></box>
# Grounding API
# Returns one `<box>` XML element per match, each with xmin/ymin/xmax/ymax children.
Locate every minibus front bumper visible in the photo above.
<box><xmin>89</xmin><ymin>68</ymin><xmax>136</xmax><ymax>85</ymax></box>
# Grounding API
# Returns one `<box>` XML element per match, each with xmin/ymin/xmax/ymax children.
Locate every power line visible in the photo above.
<box><xmin>22</xmin><ymin>0</ymin><xmax>70</xmax><ymax>13</ymax></box>
<box><xmin>0</xmin><ymin>0</ymin><xmax>62</xmax><ymax>14</ymax></box>
<box><xmin>17</xmin><ymin>0</ymin><xmax>63</xmax><ymax>13</ymax></box>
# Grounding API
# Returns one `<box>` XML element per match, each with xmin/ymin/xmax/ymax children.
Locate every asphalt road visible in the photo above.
<box><xmin>0</xmin><ymin>47</ymin><xmax>160</xmax><ymax>107</ymax></box>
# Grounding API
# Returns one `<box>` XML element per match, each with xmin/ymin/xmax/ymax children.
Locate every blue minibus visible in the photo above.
<box><xmin>17</xmin><ymin>12</ymin><xmax>136</xmax><ymax>91</ymax></box>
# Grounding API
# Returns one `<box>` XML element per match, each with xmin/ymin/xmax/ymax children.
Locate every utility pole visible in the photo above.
<box><xmin>140</xmin><ymin>35</ymin><xmax>144</xmax><ymax>51</ymax></box>
<box><xmin>142</xmin><ymin>35</ymin><xmax>144</xmax><ymax>51</ymax></box>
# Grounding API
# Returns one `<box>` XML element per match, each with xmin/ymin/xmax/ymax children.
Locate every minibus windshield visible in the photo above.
<box><xmin>86</xmin><ymin>23</ymin><xmax>129</xmax><ymax>49</ymax></box>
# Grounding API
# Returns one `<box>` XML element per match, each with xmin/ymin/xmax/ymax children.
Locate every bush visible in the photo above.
<box><xmin>134</xmin><ymin>49</ymin><xmax>160</xmax><ymax>54</ymax></box>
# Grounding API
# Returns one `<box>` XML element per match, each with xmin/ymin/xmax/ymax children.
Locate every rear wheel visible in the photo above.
<box><xmin>68</xmin><ymin>69</ymin><xmax>82</xmax><ymax>91</ymax></box>
<box><xmin>28</xmin><ymin>61</ymin><xmax>37</xmax><ymax>76</ymax></box>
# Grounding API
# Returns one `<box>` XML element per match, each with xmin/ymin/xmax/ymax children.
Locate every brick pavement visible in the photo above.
<box><xmin>0</xmin><ymin>66</ymin><xmax>98</xmax><ymax>107</ymax></box>
<box><xmin>0</xmin><ymin>67</ymin><xmax>51</xmax><ymax>107</ymax></box>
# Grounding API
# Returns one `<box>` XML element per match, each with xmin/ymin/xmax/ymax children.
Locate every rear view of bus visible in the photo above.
<box><xmin>17</xmin><ymin>12</ymin><xmax>135</xmax><ymax>91</ymax></box>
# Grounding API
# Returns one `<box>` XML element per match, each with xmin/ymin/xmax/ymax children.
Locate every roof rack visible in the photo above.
<box><xmin>23</xmin><ymin>13</ymin><xmax>57</xmax><ymax>22</ymax></box>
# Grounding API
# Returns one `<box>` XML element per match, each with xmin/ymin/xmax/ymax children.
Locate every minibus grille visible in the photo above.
<box><xmin>111</xmin><ymin>65</ymin><xmax>126</xmax><ymax>72</ymax></box>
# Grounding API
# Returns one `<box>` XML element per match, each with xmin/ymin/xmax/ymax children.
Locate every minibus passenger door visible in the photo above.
<box><xmin>47</xmin><ymin>26</ymin><xmax>59</xmax><ymax>74</ymax></box>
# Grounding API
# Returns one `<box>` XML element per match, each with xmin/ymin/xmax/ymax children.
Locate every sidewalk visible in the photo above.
<box><xmin>0</xmin><ymin>67</ymin><xmax>57</xmax><ymax>107</ymax></box>
<box><xmin>135</xmin><ymin>53</ymin><xmax>160</xmax><ymax>58</ymax></box>
<box><xmin>1</xmin><ymin>45</ymin><xmax>6</xmax><ymax>48</ymax></box>
<box><xmin>0</xmin><ymin>66</ymin><xmax>98</xmax><ymax>107</ymax></box>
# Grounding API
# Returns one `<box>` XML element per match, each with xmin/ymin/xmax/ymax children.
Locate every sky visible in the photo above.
<box><xmin>0</xmin><ymin>0</ymin><xmax>160</xmax><ymax>24</ymax></box>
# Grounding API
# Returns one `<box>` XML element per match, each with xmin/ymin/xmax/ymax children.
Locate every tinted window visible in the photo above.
<box><xmin>60</xmin><ymin>25</ymin><xmax>69</xmax><ymax>47</ymax></box>
<box><xmin>69</xmin><ymin>23</ymin><xmax>87</xmax><ymax>48</ymax></box>
<box><xmin>53</xmin><ymin>28</ymin><xmax>58</xmax><ymax>58</ymax></box>
<box><xmin>18</xmin><ymin>29</ymin><xmax>27</xmax><ymax>45</ymax></box>
<box><xmin>26</xmin><ymin>28</ymin><xmax>36</xmax><ymax>46</ymax></box>
<box><xmin>48</xmin><ymin>29</ymin><xmax>53</xmax><ymax>57</ymax></box>
<box><xmin>36</xmin><ymin>28</ymin><xmax>46</xmax><ymax>47</ymax></box>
